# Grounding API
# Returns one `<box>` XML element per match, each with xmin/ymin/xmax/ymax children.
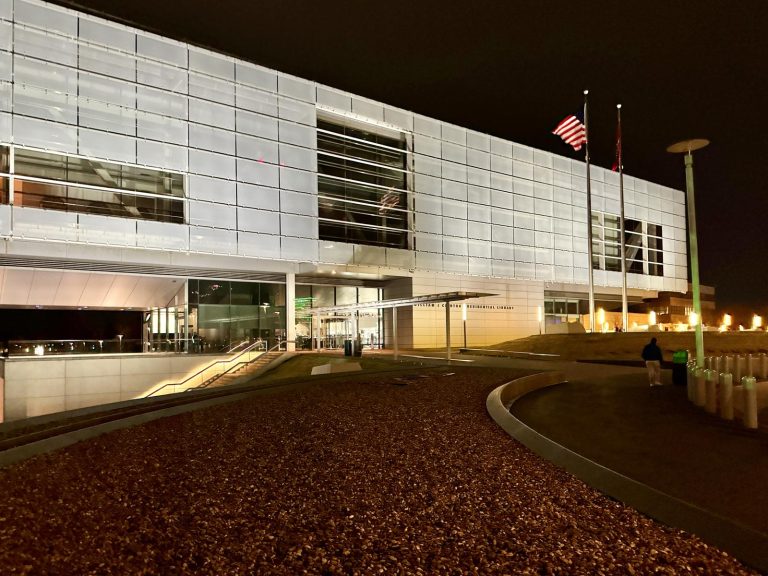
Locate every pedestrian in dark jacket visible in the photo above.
<box><xmin>641</xmin><ymin>337</ymin><xmax>663</xmax><ymax>386</ymax></box>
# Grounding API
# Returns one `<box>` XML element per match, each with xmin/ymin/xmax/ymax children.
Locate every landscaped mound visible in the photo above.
<box><xmin>493</xmin><ymin>332</ymin><xmax>768</xmax><ymax>362</ymax></box>
<box><xmin>0</xmin><ymin>367</ymin><xmax>755</xmax><ymax>574</ymax></box>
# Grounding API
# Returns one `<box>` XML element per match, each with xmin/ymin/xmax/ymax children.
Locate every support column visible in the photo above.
<box><xmin>393</xmin><ymin>307</ymin><xmax>399</xmax><ymax>361</ymax></box>
<box><xmin>445</xmin><ymin>301</ymin><xmax>451</xmax><ymax>362</ymax></box>
<box><xmin>183</xmin><ymin>279</ymin><xmax>189</xmax><ymax>354</ymax></box>
<box><xmin>286</xmin><ymin>273</ymin><xmax>296</xmax><ymax>352</ymax></box>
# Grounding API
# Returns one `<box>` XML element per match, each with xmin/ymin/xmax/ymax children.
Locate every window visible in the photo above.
<box><xmin>591</xmin><ymin>212</ymin><xmax>663</xmax><ymax>277</ymax></box>
<box><xmin>9</xmin><ymin>147</ymin><xmax>185</xmax><ymax>224</ymax></box>
<box><xmin>317</xmin><ymin>115</ymin><xmax>410</xmax><ymax>249</ymax></box>
<box><xmin>0</xmin><ymin>146</ymin><xmax>8</xmax><ymax>204</ymax></box>
<box><xmin>591</xmin><ymin>212</ymin><xmax>623</xmax><ymax>272</ymax></box>
<box><xmin>544</xmin><ymin>297</ymin><xmax>581</xmax><ymax>327</ymax></box>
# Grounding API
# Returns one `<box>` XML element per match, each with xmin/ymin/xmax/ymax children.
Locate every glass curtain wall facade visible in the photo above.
<box><xmin>295</xmin><ymin>284</ymin><xmax>383</xmax><ymax>350</ymax></box>
<box><xmin>188</xmin><ymin>280</ymin><xmax>286</xmax><ymax>352</ymax></box>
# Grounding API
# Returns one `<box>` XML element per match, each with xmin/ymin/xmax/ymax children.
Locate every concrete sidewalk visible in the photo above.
<box><xmin>506</xmin><ymin>365</ymin><xmax>768</xmax><ymax>536</ymax></box>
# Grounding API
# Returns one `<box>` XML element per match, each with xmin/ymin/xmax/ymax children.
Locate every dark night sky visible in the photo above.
<box><xmin>54</xmin><ymin>0</ymin><xmax>768</xmax><ymax>323</ymax></box>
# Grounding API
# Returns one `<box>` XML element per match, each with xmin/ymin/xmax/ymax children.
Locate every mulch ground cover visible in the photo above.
<box><xmin>0</xmin><ymin>366</ymin><xmax>755</xmax><ymax>574</ymax></box>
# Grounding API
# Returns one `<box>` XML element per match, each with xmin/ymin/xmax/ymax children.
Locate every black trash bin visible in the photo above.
<box><xmin>344</xmin><ymin>339</ymin><xmax>352</xmax><ymax>356</ymax></box>
<box><xmin>672</xmin><ymin>349</ymin><xmax>688</xmax><ymax>385</ymax></box>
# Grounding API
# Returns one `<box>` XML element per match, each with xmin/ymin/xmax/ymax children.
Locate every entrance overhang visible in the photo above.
<box><xmin>308</xmin><ymin>291</ymin><xmax>497</xmax><ymax>361</ymax></box>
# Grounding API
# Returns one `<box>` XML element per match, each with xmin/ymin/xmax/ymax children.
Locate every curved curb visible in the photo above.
<box><xmin>487</xmin><ymin>375</ymin><xmax>768</xmax><ymax>574</ymax></box>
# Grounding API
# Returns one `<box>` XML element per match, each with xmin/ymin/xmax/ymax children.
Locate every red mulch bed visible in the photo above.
<box><xmin>0</xmin><ymin>367</ymin><xmax>755</xmax><ymax>574</ymax></box>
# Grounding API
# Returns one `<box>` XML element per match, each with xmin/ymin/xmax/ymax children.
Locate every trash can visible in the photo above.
<box><xmin>344</xmin><ymin>339</ymin><xmax>352</xmax><ymax>356</ymax></box>
<box><xmin>354</xmin><ymin>338</ymin><xmax>362</xmax><ymax>357</ymax></box>
<box><xmin>672</xmin><ymin>349</ymin><xmax>688</xmax><ymax>385</ymax></box>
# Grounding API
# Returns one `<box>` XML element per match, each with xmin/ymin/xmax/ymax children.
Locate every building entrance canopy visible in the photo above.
<box><xmin>308</xmin><ymin>291</ymin><xmax>497</xmax><ymax>361</ymax></box>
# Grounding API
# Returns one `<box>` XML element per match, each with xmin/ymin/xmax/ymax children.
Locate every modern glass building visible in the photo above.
<box><xmin>0</xmin><ymin>0</ymin><xmax>689</xmax><ymax>417</ymax></box>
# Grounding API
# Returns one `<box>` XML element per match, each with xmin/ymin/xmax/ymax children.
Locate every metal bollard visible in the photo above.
<box><xmin>735</xmin><ymin>356</ymin><xmax>745</xmax><ymax>388</ymax></box>
<box><xmin>705</xmin><ymin>356</ymin><xmax>712</xmax><ymax>370</ymax></box>
<box><xmin>714</xmin><ymin>355</ymin><xmax>723</xmax><ymax>374</ymax></box>
<box><xmin>704</xmin><ymin>369</ymin><xmax>718</xmax><ymax>414</ymax></box>
<box><xmin>746</xmin><ymin>354</ymin><xmax>754</xmax><ymax>378</ymax></box>
<box><xmin>687</xmin><ymin>362</ymin><xmax>696</xmax><ymax>401</ymax></box>
<box><xmin>695</xmin><ymin>368</ymin><xmax>706</xmax><ymax>407</ymax></box>
<box><xmin>742</xmin><ymin>376</ymin><xmax>758</xmax><ymax>429</ymax></box>
<box><xmin>760</xmin><ymin>353</ymin><xmax>768</xmax><ymax>380</ymax></box>
<box><xmin>725</xmin><ymin>356</ymin><xmax>734</xmax><ymax>379</ymax></box>
<box><xmin>719</xmin><ymin>372</ymin><xmax>733</xmax><ymax>420</ymax></box>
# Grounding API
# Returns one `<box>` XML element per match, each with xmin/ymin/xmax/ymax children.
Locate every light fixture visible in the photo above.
<box><xmin>752</xmin><ymin>314</ymin><xmax>763</xmax><ymax>330</ymax></box>
<box><xmin>723</xmin><ymin>313</ymin><xmax>732</xmax><ymax>327</ymax></box>
<box><xmin>649</xmin><ymin>310</ymin><xmax>656</xmax><ymax>326</ymax></box>
<box><xmin>688</xmin><ymin>311</ymin><xmax>699</xmax><ymax>327</ymax></box>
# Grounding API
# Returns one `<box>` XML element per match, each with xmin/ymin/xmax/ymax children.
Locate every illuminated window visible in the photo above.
<box><xmin>10</xmin><ymin>147</ymin><xmax>185</xmax><ymax>224</ymax></box>
<box><xmin>317</xmin><ymin>115</ymin><xmax>410</xmax><ymax>249</ymax></box>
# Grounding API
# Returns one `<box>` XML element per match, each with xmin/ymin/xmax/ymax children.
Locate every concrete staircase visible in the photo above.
<box><xmin>201</xmin><ymin>351</ymin><xmax>284</xmax><ymax>388</ymax></box>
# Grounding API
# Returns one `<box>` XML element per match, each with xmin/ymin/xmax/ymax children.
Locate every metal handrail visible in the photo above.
<box><xmin>145</xmin><ymin>340</ymin><xmax>273</xmax><ymax>397</ymax></box>
<box><xmin>194</xmin><ymin>342</ymin><xmax>284</xmax><ymax>390</ymax></box>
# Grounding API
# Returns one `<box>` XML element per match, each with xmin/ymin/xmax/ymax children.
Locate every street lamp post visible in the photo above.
<box><xmin>667</xmin><ymin>138</ymin><xmax>709</xmax><ymax>368</ymax></box>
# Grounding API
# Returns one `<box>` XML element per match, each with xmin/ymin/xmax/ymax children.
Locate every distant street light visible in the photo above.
<box><xmin>667</xmin><ymin>138</ymin><xmax>709</xmax><ymax>368</ymax></box>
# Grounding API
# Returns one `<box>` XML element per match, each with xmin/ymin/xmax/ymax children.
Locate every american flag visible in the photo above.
<box><xmin>552</xmin><ymin>113</ymin><xmax>586</xmax><ymax>151</ymax></box>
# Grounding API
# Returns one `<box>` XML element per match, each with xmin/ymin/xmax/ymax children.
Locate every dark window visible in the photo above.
<box><xmin>591</xmin><ymin>212</ymin><xmax>665</xmax><ymax>278</ymax></box>
<box><xmin>317</xmin><ymin>117</ymin><xmax>409</xmax><ymax>249</ymax></box>
<box><xmin>625</xmin><ymin>219</ymin><xmax>643</xmax><ymax>235</ymax></box>
<box><xmin>647</xmin><ymin>223</ymin><xmax>662</xmax><ymax>237</ymax></box>
<box><xmin>0</xmin><ymin>146</ymin><xmax>9</xmax><ymax>204</ymax></box>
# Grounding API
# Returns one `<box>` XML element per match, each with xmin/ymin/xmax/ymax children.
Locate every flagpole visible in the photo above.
<box><xmin>617</xmin><ymin>104</ymin><xmax>628</xmax><ymax>332</ymax></box>
<box><xmin>584</xmin><ymin>90</ymin><xmax>596</xmax><ymax>332</ymax></box>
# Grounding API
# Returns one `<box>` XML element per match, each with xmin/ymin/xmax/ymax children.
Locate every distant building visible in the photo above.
<box><xmin>634</xmin><ymin>284</ymin><xmax>717</xmax><ymax>326</ymax></box>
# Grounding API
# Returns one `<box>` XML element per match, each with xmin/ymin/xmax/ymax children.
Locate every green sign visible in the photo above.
<box><xmin>673</xmin><ymin>350</ymin><xmax>688</xmax><ymax>364</ymax></box>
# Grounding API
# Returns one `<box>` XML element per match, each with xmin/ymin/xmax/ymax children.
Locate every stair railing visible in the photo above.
<box><xmin>194</xmin><ymin>341</ymin><xmax>284</xmax><ymax>390</ymax></box>
<box><xmin>145</xmin><ymin>340</ymin><xmax>276</xmax><ymax>397</ymax></box>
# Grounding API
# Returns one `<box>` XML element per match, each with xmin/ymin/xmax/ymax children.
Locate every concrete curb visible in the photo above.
<box><xmin>486</xmin><ymin>374</ymin><xmax>768</xmax><ymax>574</ymax></box>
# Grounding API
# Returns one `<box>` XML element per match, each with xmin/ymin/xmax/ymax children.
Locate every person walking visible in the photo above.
<box><xmin>641</xmin><ymin>337</ymin><xmax>663</xmax><ymax>386</ymax></box>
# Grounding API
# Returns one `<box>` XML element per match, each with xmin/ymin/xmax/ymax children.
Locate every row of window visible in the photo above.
<box><xmin>0</xmin><ymin>138</ymin><xmax>669</xmax><ymax>280</ymax></box>
<box><xmin>0</xmin><ymin>145</ymin><xmax>185</xmax><ymax>223</ymax></box>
